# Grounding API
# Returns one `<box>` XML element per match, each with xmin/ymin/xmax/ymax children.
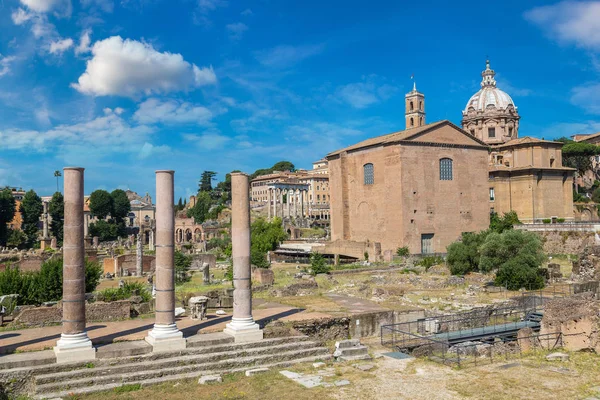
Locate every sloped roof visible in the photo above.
<box><xmin>575</xmin><ymin>132</ymin><xmax>600</xmax><ymax>143</ymax></box>
<box><xmin>327</xmin><ymin>120</ymin><xmax>487</xmax><ymax>157</ymax></box>
<box><xmin>494</xmin><ymin>136</ymin><xmax>564</xmax><ymax>149</ymax></box>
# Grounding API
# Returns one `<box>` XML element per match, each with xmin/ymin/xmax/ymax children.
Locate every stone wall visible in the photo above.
<box><xmin>11</xmin><ymin>301</ymin><xmax>131</xmax><ymax>327</ymax></box>
<box><xmin>291</xmin><ymin>317</ymin><xmax>350</xmax><ymax>341</ymax></box>
<box><xmin>535</xmin><ymin>231</ymin><xmax>596</xmax><ymax>255</ymax></box>
<box><xmin>190</xmin><ymin>254</ymin><xmax>217</xmax><ymax>271</ymax></box>
<box><xmin>102</xmin><ymin>254</ymin><xmax>156</xmax><ymax>276</ymax></box>
<box><xmin>348</xmin><ymin>309</ymin><xmax>426</xmax><ymax>338</ymax></box>
<box><xmin>317</xmin><ymin>239</ymin><xmax>381</xmax><ymax>261</ymax></box>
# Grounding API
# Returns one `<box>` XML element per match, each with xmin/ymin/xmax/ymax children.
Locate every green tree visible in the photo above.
<box><xmin>187</xmin><ymin>191</ymin><xmax>213</xmax><ymax>224</ymax></box>
<box><xmin>215</xmin><ymin>171</ymin><xmax>241</xmax><ymax>202</ymax></box>
<box><xmin>89</xmin><ymin>190</ymin><xmax>114</xmax><ymax>219</ymax></box>
<box><xmin>53</xmin><ymin>170</ymin><xmax>62</xmax><ymax>193</ymax></box>
<box><xmin>110</xmin><ymin>189</ymin><xmax>131</xmax><ymax>221</ymax></box>
<box><xmin>310</xmin><ymin>253</ymin><xmax>330</xmax><ymax>275</ymax></box>
<box><xmin>250</xmin><ymin>217</ymin><xmax>288</xmax><ymax>268</ymax></box>
<box><xmin>48</xmin><ymin>192</ymin><xmax>64</xmax><ymax>244</ymax></box>
<box><xmin>250</xmin><ymin>161</ymin><xmax>295</xmax><ymax>179</ymax></box>
<box><xmin>89</xmin><ymin>220</ymin><xmax>119</xmax><ymax>241</ymax></box>
<box><xmin>174</xmin><ymin>250</ymin><xmax>192</xmax><ymax>285</ymax></box>
<box><xmin>7</xmin><ymin>228</ymin><xmax>27</xmax><ymax>249</ymax></box>
<box><xmin>19</xmin><ymin>190</ymin><xmax>43</xmax><ymax>248</ymax></box>
<box><xmin>199</xmin><ymin>171</ymin><xmax>217</xmax><ymax>193</ymax></box>
<box><xmin>0</xmin><ymin>188</ymin><xmax>16</xmax><ymax>246</ymax></box>
<box><xmin>489</xmin><ymin>211</ymin><xmax>520</xmax><ymax>233</ymax></box>
<box><xmin>479</xmin><ymin>230</ymin><xmax>545</xmax><ymax>273</ymax></box>
<box><xmin>177</xmin><ymin>197</ymin><xmax>183</xmax><ymax>211</ymax></box>
<box><xmin>446</xmin><ymin>231</ymin><xmax>489</xmax><ymax>275</ymax></box>
<box><xmin>561</xmin><ymin>141</ymin><xmax>600</xmax><ymax>175</ymax></box>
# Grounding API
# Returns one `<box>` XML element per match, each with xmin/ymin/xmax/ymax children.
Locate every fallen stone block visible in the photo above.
<box><xmin>334</xmin><ymin>380</ymin><xmax>351</xmax><ymax>386</ymax></box>
<box><xmin>174</xmin><ymin>307</ymin><xmax>186</xmax><ymax>317</ymax></box>
<box><xmin>245</xmin><ymin>367</ymin><xmax>270</xmax><ymax>376</ymax></box>
<box><xmin>198</xmin><ymin>375</ymin><xmax>222</xmax><ymax>384</ymax></box>
<box><xmin>353</xmin><ymin>363</ymin><xmax>375</xmax><ymax>371</ymax></box>
<box><xmin>280</xmin><ymin>370</ymin><xmax>302</xmax><ymax>379</ymax></box>
<box><xmin>216</xmin><ymin>310</ymin><xmax>227</xmax><ymax>315</ymax></box>
<box><xmin>335</xmin><ymin>339</ymin><xmax>360</xmax><ymax>350</ymax></box>
<box><xmin>546</xmin><ymin>352</ymin><xmax>569</xmax><ymax>362</ymax></box>
<box><xmin>312</xmin><ymin>362</ymin><xmax>326</xmax><ymax>368</ymax></box>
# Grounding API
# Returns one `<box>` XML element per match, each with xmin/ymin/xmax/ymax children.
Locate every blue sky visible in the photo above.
<box><xmin>1</xmin><ymin>0</ymin><xmax>600</xmax><ymax>200</ymax></box>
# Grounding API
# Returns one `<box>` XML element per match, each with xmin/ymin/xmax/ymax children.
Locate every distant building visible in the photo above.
<box><xmin>125</xmin><ymin>190</ymin><xmax>155</xmax><ymax>227</ymax></box>
<box><xmin>462</xmin><ymin>60</ymin><xmax>575</xmax><ymax>223</ymax></box>
<box><xmin>5</xmin><ymin>187</ymin><xmax>25</xmax><ymax>230</ymax></box>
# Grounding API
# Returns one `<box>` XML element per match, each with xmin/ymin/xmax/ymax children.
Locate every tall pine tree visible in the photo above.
<box><xmin>0</xmin><ymin>189</ymin><xmax>16</xmax><ymax>246</ymax></box>
<box><xmin>20</xmin><ymin>190</ymin><xmax>43</xmax><ymax>248</ymax></box>
<box><xmin>48</xmin><ymin>192</ymin><xmax>64</xmax><ymax>244</ymax></box>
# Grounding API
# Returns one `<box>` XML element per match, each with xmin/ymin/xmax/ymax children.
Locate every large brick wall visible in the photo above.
<box><xmin>12</xmin><ymin>301</ymin><xmax>131</xmax><ymax>327</ymax></box>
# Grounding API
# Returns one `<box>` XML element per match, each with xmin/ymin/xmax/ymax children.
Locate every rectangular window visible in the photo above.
<box><xmin>489</xmin><ymin>188</ymin><xmax>495</xmax><ymax>201</ymax></box>
<box><xmin>488</xmin><ymin>127</ymin><xmax>496</xmax><ymax>138</ymax></box>
<box><xmin>440</xmin><ymin>158</ymin><xmax>453</xmax><ymax>181</ymax></box>
<box><xmin>364</xmin><ymin>163</ymin><xmax>374</xmax><ymax>185</ymax></box>
<box><xmin>508</xmin><ymin>127</ymin><xmax>513</xmax><ymax>137</ymax></box>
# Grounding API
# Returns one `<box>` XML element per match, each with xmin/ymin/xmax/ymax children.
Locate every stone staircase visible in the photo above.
<box><xmin>0</xmin><ymin>334</ymin><xmax>330</xmax><ymax>399</ymax></box>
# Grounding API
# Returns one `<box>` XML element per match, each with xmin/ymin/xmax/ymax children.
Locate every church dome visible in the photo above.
<box><xmin>463</xmin><ymin>60</ymin><xmax>516</xmax><ymax>113</ymax></box>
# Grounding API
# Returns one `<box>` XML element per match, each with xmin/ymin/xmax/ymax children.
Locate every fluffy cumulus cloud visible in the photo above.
<box><xmin>71</xmin><ymin>36</ymin><xmax>217</xmax><ymax>97</ymax></box>
<box><xmin>524</xmin><ymin>1</ymin><xmax>600</xmax><ymax>50</ymax></box>
<box><xmin>49</xmin><ymin>38</ymin><xmax>73</xmax><ymax>54</ymax></box>
<box><xmin>20</xmin><ymin>0</ymin><xmax>62</xmax><ymax>13</ymax></box>
<box><xmin>11</xmin><ymin>8</ymin><xmax>34</xmax><ymax>25</ymax></box>
<box><xmin>334</xmin><ymin>76</ymin><xmax>398</xmax><ymax>109</ymax></box>
<box><xmin>226</xmin><ymin>22</ymin><xmax>248</xmax><ymax>40</ymax></box>
<box><xmin>133</xmin><ymin>98</ymin><xmax>213</xmax><ymax>125</ymax></box>
<box><xmin>255</xmin><ymin>43</ymin><xmax>325</xmax><ymax>68</ymax></box>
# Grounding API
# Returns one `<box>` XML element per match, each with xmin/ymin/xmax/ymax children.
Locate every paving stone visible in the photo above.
<box><xmin>546</xmin><ymin>352</ymin><xmax>569</xmax><ymax>362</ymax></box>
<box><xmin>280</xmin><ymin>370</ymin><xmax>302</xmax><ymax>379</ymax></box>
<box><xmin>334</xmin><ymin>380</ymin><xmax>351</xmax><ymax>386</ymax></box>
<box><xmin>353</xmin><ymin>363</ymin><xmax>375</xmax><ymax>371</ymax></box>
<box><xmin>198</xmin><ymin>375</ymin><xmax>222</xmax><ymax>384</ymax></box>
<box><xmin>245</xmin><ymin>367</ymin><xmax>270</xmax><ymax>377</ymax></box>
<box><xmin>312</xmin><ymin>362</ymin><xmax>326</xmax><ymax>368</ymax></box>
<box><xmin>296</xmin><ymin>375</ymin><xmax>323</xmax><ymax>388</ymax></box>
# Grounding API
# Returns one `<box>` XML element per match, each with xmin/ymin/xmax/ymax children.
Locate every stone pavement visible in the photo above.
<box><xmin>0</xmin><ymin>305</ymin><xmax>330</xmax><ymax>354</ymax></box>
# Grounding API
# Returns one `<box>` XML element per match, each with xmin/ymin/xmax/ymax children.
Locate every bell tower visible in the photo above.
<box><xmin>405</xmin><ymin>81</ymin><xmax>425</xmax><ymax>129</ymax></box>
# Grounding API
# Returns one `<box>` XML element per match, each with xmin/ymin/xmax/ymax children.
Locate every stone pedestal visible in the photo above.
<box><xmin>54</xmin><ymin>167</ymin><xmax>95</xmax><ymax>363</ymax></box>
<box><xmin>189</xmin><ymin>296</ymin><xmax>209</xmax><ymax>320</ymax></box>
<box><xmin>145</xmin><ymin>170</ymin><xmax>185</xmax><ymax>352</ymax></box>
<box><xmin>224</xmin><ymin>173</ymin><xmax>263</xmax><ymax>343</ymax></box>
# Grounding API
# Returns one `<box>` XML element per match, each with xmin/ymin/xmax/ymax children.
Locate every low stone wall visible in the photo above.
<box><xmin>102</xmin><ymin>255</ymin><xmax>156</xmax><ymax>276</ymax></box>
<box><xmin>535</xmin><ymin>231</ymin><xmax>595</xmax><ymax>255</ymax></box>
<box><xmin>291</xmin><ymin>317</ymin><xmax>350</xmax><ymax>341</ymax></box>
<box><xmin>348</xmin><ymin>309</ymin><xmax>426</xmax><ymax>338</ymax></box>
<box><xmin>11</xmin><ymin>300</ymin><xmax>132</xmax><ymax>327</ymax></box>
<box><xmin>316</xmin><ymin>240</ymin><xmax>381</xmax><ymax>262</ymax></box>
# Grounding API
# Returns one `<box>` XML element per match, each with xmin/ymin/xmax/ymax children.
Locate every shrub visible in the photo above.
<box><xmin>542</xmin><ymin>219</ymin><xmax>551</xmax><ymax>224</ymax></box>
<box><xmin>364</xmin><ymin>251</ymin><xmax>369</xmax><ymax>261</ymax></box>
<box><xmin>495</xmin><ymin>259</ymin><xmax>545</xmax><ymax>290</ymax></box>
<box><xmin>416</xmin><ymin>256</ymin><xmax>444</xmax><ymax>271</ymax></box>
<box><xmin>97</xmin><ymin>281</ymin><xmax>151</xmax><ymax>303</ymax></box>
<box><xmin>489</xmin><ymin>211</ymin><xmax>520</xmax><ymax>233</ymax></box>
<box><xmin>396</xmin><ymin>247</ymin><xmax>410</xmax><ymax>257</ymax></box>
<box><xmin>251</xmin><ymin>246</ymin><xmax>269</xmax><ymax>268</ymax></box>
<box><xmin>557</xmin><ymin>218</ymin><xmax>565</xmax><ymax>223</ymax></box>
<box><xmin>224</xmin><ymin>263</ymin><xmax>233</xmax><ymax>281</ymax></box>
<box><xmin>310</xmin><ymin>253</ymin><xmax>330</xmax><ymax>275</ymax></box>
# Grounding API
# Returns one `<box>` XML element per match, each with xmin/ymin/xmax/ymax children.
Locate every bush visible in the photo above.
<box><xmin>495</xmin><ymin>259</ymin><xmax>545</xmax><ymax>290</ymax></box>
<box><xmin>310</xmin><ymin>253</ymin><xmax>330</xmax><ymax>275</ymax></box>
<box><xmin>396</xmin><ymin>247</ymin><xmax>410</xmax><ymax>257</ymax></box>
<box><xmin>364</xmin><ymin>251</ymin><xmax>369</xmax><ymax>261</ymax></box>
<box><xmin>224</xmin><ymin>263</ymin><xmax>233</xmax><ymax>281</ymax></box>
<box><xmin>489</xmin><ymin>211</ymin><xmax>520</xmax><ymax>233</ymax></box>
<box><xmin>251</xmin><ymin>246</ymin><xmax>269</xmax><ymax>268</ymax></box>
<box><xmin>557</xmin><ymin>218</ymin><xmax>565</xmax><ymax>223</ymax></box>
<box><xmin>542</xmin><ymin>219</ymin><xmax>551</xmax><ymax>224</ymax></box>
<box><xmin>416</xmin><ymin>255</ymin><xmax>444</xmax><ymax>271</ymax></box>
<box><xmin>97</xmin><ymin>282</ymin><xmax>151</xmax><ymax>303</ymax></box>
<box><xmin>0</xmin><ymin>258</ymin><xmax>103</xmax><ymax>305</ymax></box>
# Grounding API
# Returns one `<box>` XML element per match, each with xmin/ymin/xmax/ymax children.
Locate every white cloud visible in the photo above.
<box><xmin>183</xmin><ymin>131</ymin><xmax>231</xmax><ymax>150</ymax></box>
<box><xmin>72</xmin><ymin>36</ymin><xmax>217</xmax><ymax>97</ymax></box>
<box><xmin>75</xmin><ymin>29</ymin><xmax>92</xmax><ymax>55</ymax></box>
<box><xmin>241</xmin><ymin>8</ymin><xmax>252</xmax><ymax>16</ymax></box>
<box><xmin>80</xmin><ymin>0</ymin><xmax>114</xmax><ymax>13</ymax></box>
<box><xmin>0</xmin><ymin>113</ymin><xmax>154</xmax><ymax>151</ymax></box>
<box><xmin>20</xmin><ymin>0</ymin><xmax>61</xmax><ymax>13</ymax></box>
<box><xmin>194</xmin><ymin>0</ymin><xmax>227</xmax><ymax>26</ymax></box>
<box><xmin>0</xmin><ymin>55</ymin><xmax>17</xmax><ymax>77</ymax></box>
<box><xmin>11</xmin><ymin>8</ymin><xmax>34</xmax><ymax>25</ymax></box>
<box><xmin>49</xmin><ymin>38</ymin><xmax>73</xmax><ymax>54</ymax></box>
<box><xmin>333</xmin><ymin>76</ymin><xmax>398</xmax><ymax>109</ymax></box>
<box><xmin>137</xmin><ymin>142</ymin><xmax>170</xmax><ymax>159</ymax></box>
<box><xmin>540</xmin><ymin>120</ymin><xmax>600</xmax><ymax>138</ymax></box>
<box><xmin>255</xmin><ymin>43</ymin><xmax>325</xmax><ymax>68</ymax></box>
<box><xmin>133</xmin><ymin>98</ymin><xmax>213</xmax><ymax>125</ymax></box>
<box><xmin>571</xmin><ymin>82</ymin><xmax>600</xmax><ymax>114</ymax></box>
<box><xmin>524</xmin><ymin>1</ymin><xmax>600</xmax><ymax>50</ymax></box>
<box><xmin>226</xmin><ymin>22</ymin><xmax>248</xmax><ymax>41</ymax></box>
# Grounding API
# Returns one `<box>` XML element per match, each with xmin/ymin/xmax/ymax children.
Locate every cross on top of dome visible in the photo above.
<box><xmin>481</xmin><ymin>59</ymin><xmax>497</xmax><ymax>88</ymax></box>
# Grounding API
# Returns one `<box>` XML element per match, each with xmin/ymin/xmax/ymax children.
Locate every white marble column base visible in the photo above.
<box><xmin>145</xmin><ymin>324</ymin><xmax>186</xmax><ymax>352</ymax></box>
<box><xmin>54</xmin><ymin>333</ymin><xmax>96</xmax><ymax>363</ymax></box>
<box><xmin>223</xmin><ymin>318</ymin><xmax>263</xmax><ymax>343</ymax></box>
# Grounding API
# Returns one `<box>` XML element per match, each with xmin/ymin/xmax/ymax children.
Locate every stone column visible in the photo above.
<box><xmin>42</xmin><ymin>201</ymin><xmax>49</xmax><ymax>238</ymax></box>
<box><xmin>224</xmin><ymin>173</ymin><xmax>263</xmax><ymax>343</ymax></box>
<box><xmin>278</xmin><ymin>189</ymin><xmax>283</xmax><ymax>218</ymax></box>
<box><xmin>136</xmin><ymin>232</ymin><xmax>143</xmax><ymax>276</ymax></box>
<box><xmin>83</xmin><ymin>213</ymin><xmax>89</xmax><ymax>238</ymax></box>
<box><xmin>267</xmin><ymin>187</ymin><xmax>272</xmax><ymax>220</ymax></box>
<box><xmin>145</xmin><ymin>170</ymin><xmax>186</xmax><ymax>352</ymax></box>
<box><xmin>286</xmin><ymin>190</ymin><xmax>291</xmax><ymax>218</ymax></box>
<box><xmin>149</xmin><ymin>230</ymin><xmax>155</xmax><ymax>251</ymax></box>
<box><xmin>54</xmin><ymin>167</ymin><xmax>95</xmax><ymax>363</ymax></box>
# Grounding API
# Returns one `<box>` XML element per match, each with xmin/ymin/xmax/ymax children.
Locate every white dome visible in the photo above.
<box><xmin>464</xmin><ymin>86</ymin><xmax>515</xmax><ymax>113</ymax></box>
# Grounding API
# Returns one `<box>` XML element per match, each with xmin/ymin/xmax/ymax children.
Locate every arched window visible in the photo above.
<box><xmin>440</xmin><ymin>158</ymin><xmax>453</xmax><ymax>181</ymax></box>
<box><xmin>420</xmin><ymin>117</ymin><xmax>423</xmax><ymax>126</ymax></box>
<box><xmin>410</xmin><ymin>101</ymin><xmax>414</xmax><ymax>111</ymax></box>
<box><xmin>363</xmin><ymin>163</ymin><xmax>374</xmax><ymax>185</ymax></box>
<box><xmin>410</xmin><ymin>117</ymin><xmax>414</xmax><ymax>127</ymax></box>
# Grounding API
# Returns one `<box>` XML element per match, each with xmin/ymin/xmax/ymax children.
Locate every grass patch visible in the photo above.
<box><xmin>113</xmin><ymin>383</ymin><xmax>142</xmax><ymax>394</ymax></box>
